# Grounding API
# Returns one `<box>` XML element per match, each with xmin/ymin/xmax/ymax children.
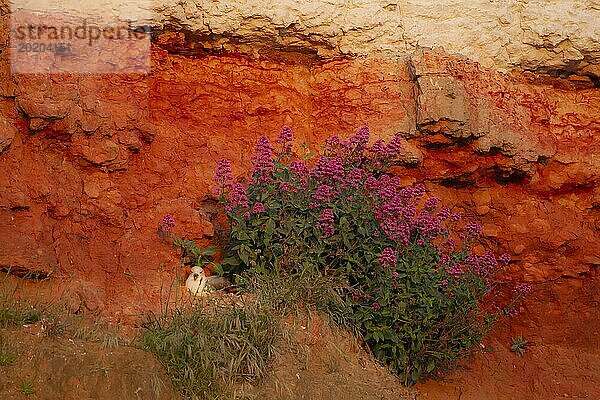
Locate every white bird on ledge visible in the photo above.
<box><xmin>185</xmin><ymin>266</ymin><xmax>230</xmax><ymax>296</ymax></box>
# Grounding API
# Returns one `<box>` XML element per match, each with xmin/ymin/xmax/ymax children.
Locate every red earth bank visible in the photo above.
<box><xmin>0</xmin><ymin>22</ymin><xmax>599</xmax><ymax>400</ymax></box>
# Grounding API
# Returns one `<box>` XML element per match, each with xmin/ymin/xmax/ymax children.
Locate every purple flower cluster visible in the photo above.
<box><xmin>279</xmin><ymin>182</ymin><xmax>294</xmax><ymax>192</ymax></box>
<box><xmin>253</xmin><ymin>202</ymin><xmax>266</xmax><ymax>214</ymax></box>
<box><xmin>317</xmin><ymin>208</ymin><xmax>335</xmax><ymax>238</ymax></box>
<box><xmin>311</xmin><ymin>156</ymin><xmax>344</xmax><ymax>182</ymax></box>
<box><xmin>439</xmin><ymin>254</ymin><xmax>450</xmax><ymax>265</ymax></box>
<box><xmin>311</xmin><ymin>184</ymin><xmax>337</xmax><ymax>207</ymax></box>
<box><xmin>255</xmin><ymin>135</ymin><xmax>272</xmax><ymax>153</ymax></box>
<box><xmin>290</xmin><ymin>161</ymin><xmax>309</xmax><ymax>177</ymax></box>
<box><xmin>414</xmin><ymin>210</ymin><xmax>443</xmax><ymax>240</ymax></box>
<box><xmin>385</xmin><ymin>136</ymin><xmax>403</xmax><ymax>157</ymax></box>
<box><xmin>364</xmin><ymin>176</ymin><xmax>379</xmax><ymax>191</ymax></box>
<box><xmin>226</xmin><ymin>183</ymin><xmax>249</xmax><ymax>212</ymax></box>
<box><xmin>276</xmin><ymin>126</ymin><xmax>293</xmax><ymax>152</ymax></box>
<box><xmin>350</xmin><ymin>126</ymin><xmax>370</xmax><ymax>146</ymax></box>
<box><xmin>252</xmin><ymin>136</ymin><xmax>275</xmax><ymax>183</ymax></box>
<box><xmin>514</xmin><ymin>284</ymin><xmax>532</xmax><ymax>296</ymax></box>
<box><xmin>451</xmin><ymin>212</ymin><xmax>462</xmax><ymax>221</ymax></box>
<box><xmin>465</xmin><ymin>251</ymin><xmax>498</xmax><ymax>277</ymax></box>
<box><xmin>367</xmin><ymin>177</ymin><xmax>444</xmax><ymax>246</ymax></box>
<box><xmin>446</xmin><ymin>263</ymin><xmax>463</xmax><ymax>277</ymax></box>
<box><xmin>379</xmin><ymin>247</ymin><xmax>397</xmax><ymax>269</ymax></box>
<box><xmin>375</xmin><ymin>175</ymin><xmax>402</xmax><ymax>200</ymax></box>
<box><xmin>464</xmin><ymin>221</ymin><xmax>483</xmax><ymax>238</ymax></box>
<box><xmin>277</xmin><ymin>125</ymin><xmax>293</xmax><ymax>143</ymax></box>
<box><xmin>398</xmin><ymin>183</ymin><xmax>426</xmax><ymax>199</ymax></box>
<box><xmin>436</xmin><ymin>206</ymin><xmax>451</xmax><ymax>220</ymax></box>
<box><xmin>289</xmin><ymin>160</ymin><xmax>309</xmax><ymax>189</ymax></box>
<box><xmin>215</xmin><ymin>159</ymin><xmax>233</xmax><ymax>188</ymax></box>
<box><xmin>424</xmin><ymin>197</ymin><xmax>440</xmax><ymax>211</ymax></box>
<box><xmin>369</xmin><ymin>135</ymin><xmax>403</xmax><ymax>160</ymax></box>
<box><xmin>379</xmin><ymin>218</ymin><xmax>411</xmax><ymax>246</ymax></box>
<box><xmin>480</xmin><ymin>252</ymin><xmax>498</xmax><ymax>267</ymax></box>
<box><xmin>343</xmin><ymin>168</ymin><xmax>364</xmax><ymax>189</ymax></box>
<box><xmin>499</xmin><ymin>253</ymin><xmax>511</xmax><ymax>264</ymax></box>
<box><xmin>161</xmin><ymin>214</ymin><xmax>175</xmax><ymax>232</ymax></box>
<box><xmin>370</xmin><ymin>139</ymin><xmax>386</xmax><ymax>156</ymax></box>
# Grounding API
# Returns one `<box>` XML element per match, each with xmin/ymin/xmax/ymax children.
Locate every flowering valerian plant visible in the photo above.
<box><xmin>161</xmin><ymin>214</ymin><xmax>176</xmax><ymax>232</ymax></box>
<box><xmin>213</xmin><ymin>126</ymin><xmax>520</xmax><ymax>385</ymax></box>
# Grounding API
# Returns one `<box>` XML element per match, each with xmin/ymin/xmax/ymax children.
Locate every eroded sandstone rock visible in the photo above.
<box><xmin>415</xmin><ymin>75</ymin><xmax>470</xmax><ymax>138</ymax></box>
<box><xmin>10</xmin><ymin>0</ymin><xmax>600</xmax><ymax>78</ymax></box>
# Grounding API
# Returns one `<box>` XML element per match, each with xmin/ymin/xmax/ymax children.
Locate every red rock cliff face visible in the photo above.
<box><xmin>1</xmin><ymin>4</ymin><xmax>600</xmax><ymax>395</ymax></box>
<box><xmin>2</xmin><ymin>44</ymin><xmax>598</xmax><ymax>309</ymax></box>
<box><xmin>1</xmin><ymin>9</ymin><xmax>599</xmax><ymax>339</ymax></box>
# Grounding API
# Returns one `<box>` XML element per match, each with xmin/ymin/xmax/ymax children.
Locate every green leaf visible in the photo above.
<box><xmin>426</xmin><ymin>359</ymin><xmax>435</xmax><ymax>373</ymax></box>
<box><xmin>194</xmin><ymin>258</ymin><xmax>205</xmax><ymax>267</ymax></box>
<box><xmin>201</xmin><ymin>246</ymin><xmax>219</xmax><ymax>256</ymax></box>
<box><xmin>236</xmin><ymin>231</ymin><xmax>250</xmax><ymax>241</ymax></box>
<box><xmin>238</xmin><ymin>249</ymin><xmax>249</xmax><ymax>265</ymax></box>
<box><xmin>266</xmin><ymin>219</ymin><xmax>276</xmax><ymax>238</ymax></box>
<box><xmin>172</xmin><ymin>236</ymin><xmax>181</xmax><ymax>247</ymax></box>
<box><xmin>221</xmin><ymin>257</ymin><xmax>240</xmax><ymax>266</ymax></box>
<box><xmin>212</xmin><ymin>263</ymin><xmax>224</xmax><ymax>276</ymax></box>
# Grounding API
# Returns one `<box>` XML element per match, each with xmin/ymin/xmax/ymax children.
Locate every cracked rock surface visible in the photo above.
<box><xmin>9</xmin><ymin>0</ymin><xmax>600</xmax><ymax>78</ymax></box>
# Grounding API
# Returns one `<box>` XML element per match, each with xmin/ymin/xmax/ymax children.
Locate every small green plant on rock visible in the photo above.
<box><xmin>159</xmin><ymin>215</ymin><xmax>227</xmax><ymax>276</ymax></box>
<box><xmin>20</xmin><ymin>381</ymin><xmax>35</xmax><ymax>396</ymax></box>
<box><xmin>0</xmin><ymin>348</ymin><xmax>16</xmax><ymax>366</ymax></box>
<box><xmin>510</xmin><ymin>335</ymin><xmax>528</xmax><ymax>357</ymax></box>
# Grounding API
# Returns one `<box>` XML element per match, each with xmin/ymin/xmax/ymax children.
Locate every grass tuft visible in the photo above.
<box><xmin>140</xmin><ymin>270</ymin><xmax>357</xmax><ymax>399</ymax></box>
<box><xmin>0</xmin><ymin>342</ymin><xmax>16</xmax><ymax>366</ymax></box>
<box><xmin>69</xmin><ymin>317</ymin><xmax>128</xmax><ymax>348</ymax></box>
<box><xmin>141</xmin><ymin>295</ymin><xmax>280</xmax><ymax>399</ymax></box>
<box><xmin>236</xmin><ymin>270</ymin><xmax>353</xmax><ymax>330</ymax></box>
<box><xmin>20</xmin><ymin>381</ymin><xmax>35</xmax><ymax>395</ymax></box>
<box><xmin>0</xmin><ymin>274</ymin><xmax>46</xmax><ymax>328</ymax></box>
